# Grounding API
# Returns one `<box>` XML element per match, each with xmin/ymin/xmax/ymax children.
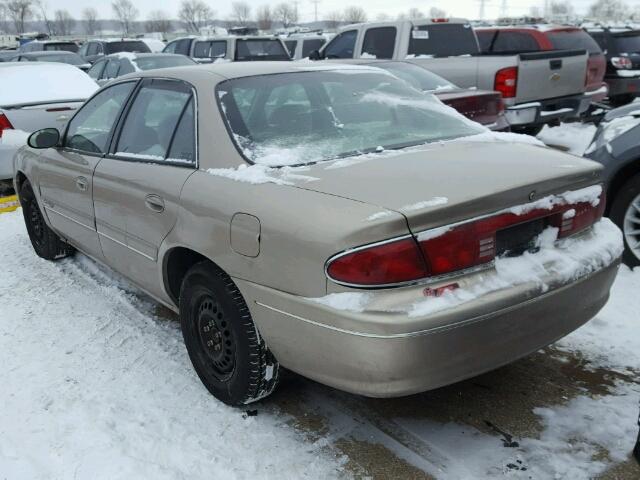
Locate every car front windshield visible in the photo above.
<box><xmin>134</xmin><ymin>56</ymin><xmax>195</xmax><ymax>70</ymax></box>
<box><xmin>217</xmin><ymin>69</ymin><xmax>483</xmax><ymax>167</ymax></box>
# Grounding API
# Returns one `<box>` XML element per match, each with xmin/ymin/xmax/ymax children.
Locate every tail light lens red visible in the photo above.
<box><xmin>611</xmin><ymin>57</ymin><xmax>632</xmax><ymax>69</ymax></box>
<box><xmin>0</xmin><ymin>113</ymin><xmax>13</xmax><ymax>138</ymax></box>
<box><xmin>326</xmin><ymin>189</ymin><xmax>606</xmax><ymax>287</ymax></box>
<box><xmin>494</xmin><ymin>67</ymin><xmax>518</xmax><ymax>98</ymax></box>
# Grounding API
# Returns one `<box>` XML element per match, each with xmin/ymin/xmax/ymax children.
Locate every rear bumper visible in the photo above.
<box><xmin>238</xmin><ymin>221</ymin><xmax>622</xmax><ymax>398</ymax></box>
<box><xmin>606</xmin><ymin>76</ymin><xmax>640</xmax><ymax>97</ymax></box>
<box><xmin>504</xmin><ymin>93</ymin><xmax>593</xmax><ymax>127</ymax></box>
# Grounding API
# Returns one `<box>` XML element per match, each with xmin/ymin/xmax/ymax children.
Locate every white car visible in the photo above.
<box><xmin>0</xmin><ymin>62</ymin><xmax>98</xmax><ymax>186</ymax></box>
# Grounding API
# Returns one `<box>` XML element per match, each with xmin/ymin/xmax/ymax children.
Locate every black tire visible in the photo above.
<box><xmin>609</xmin><ymin>173</ymin><xmax>640</xmax><ymax>267</ymax></box>
<box><xmin>511</xmin><ymin>124</ymin><xmax>544</xmax><ymax>137</ymax></box>
<box><xmin>179</xmin><ymin>261</ymin><xmax>280</xmax><ymax>406</ymax></box>
<box><xmin>20</xmin><ymin>180</ymin><xmax>74</xmax><ymax>261</ymax></box>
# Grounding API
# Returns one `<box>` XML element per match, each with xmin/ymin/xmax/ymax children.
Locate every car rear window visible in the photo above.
<box><xmin>476</xmin><ymin>30</ymin><xmax>540</xmax><ymax>54</ymax></box>
<box><xmin>377</xmin><ymin>61</ymin><xmax>456</xmax><ymax>91</ymax></box>
<box><xmin>134</xmin><ymin>55</ymin><xmax>196</xmax><ymax>70</ymax></box>
<box><xmin>105</xmin><ymin>41</ymin><xmax>151</xmax><ymax>54</ymax></box>
<box><xmin>34</xmin><ymin>53</ymin><xmax>84</xmax><ymax>65</ymax></box>
<box><xmin>408</xmin><ymin>23</ymin><xmax>479</xmax><ymax>57</ymax></box>
<box><xmin>193</xmin><ymin>40</ymin><xmax>227</xmax><ymax>59</ymax></box>
<box><xmin>235</xmin><ymin>39</ymin><xmax>290</xmax><ymax>61</ymax></box>
<box><xmin>547</xmin><ymin>30</ymin><xmax>602</xmax><ymax>55</ymax></box>
<box><xmin>612</xmin><ymin>32</ymin><xmax>640</xmax><ymax>53</ymax></box>
<box><xmin>43</xmin><ymin>42</ymin><xmax>78</xmax><ymax>53</ymax></box>
<box><xmin>302</xmin><ymin>38</ymin><xmax>325</xmax><ymax>57</ymax></box>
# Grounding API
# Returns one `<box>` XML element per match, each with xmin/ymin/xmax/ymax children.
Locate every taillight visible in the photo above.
<box><xmin>326</xmin><ymin>237</ymin><xmax>427</xmax><ymax>286</ymax></box>
<box><xmin>0</xmin><ymin>113</ymin><xmax>13</xmax><ymax>138</ymax></box>
<box><xmin>611</xmin><ymin>56</ymin><xmax>632</xmax><ymax>69</ymax></box>
<box><xmin>494</xmin><ymin>67</ymin><xmax>518</xmax><ymax>98</ymax></box>
<box><xmin>326</xmin><ymin>188</ymin><xmax>606</xmax><ymax>287</ymax></box>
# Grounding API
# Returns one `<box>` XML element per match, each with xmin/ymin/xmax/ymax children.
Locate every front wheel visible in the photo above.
<box><xmin>20</xmin><ymin>180</ymin><xmax>74</xmax><ymax>261</ymax></box>
<box><xmin>609</xmin><ymin>173</ymin><xmax>640</xmax><ymax>267</ymax></box>
<box><xmin>179</xmin><ymin>261</ymin><xmax>280</xmax><ymax>406</ymax></box>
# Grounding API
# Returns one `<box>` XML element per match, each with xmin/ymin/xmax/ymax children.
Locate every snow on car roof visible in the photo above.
<box><xmin>0</xmin><ymin>62</ymin><xmax>98</xmax><ymax>107</ymax></box>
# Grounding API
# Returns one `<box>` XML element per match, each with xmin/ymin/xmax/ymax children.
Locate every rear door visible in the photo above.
<box><xmin>515</xmin><ymin>49</ymin><xmax>588</xmax><ymax>103</ymax></box>
<box><xmin>36</xmin><ymin>81</ymin><xmax>137</xmax><ymax>260</ymax></box>
<box><xmin>92</xmin><ymin>78</ymin><xmax>196</xmax><ymax>294</ymax></box>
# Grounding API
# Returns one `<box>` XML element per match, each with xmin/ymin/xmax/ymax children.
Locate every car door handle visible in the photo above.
<box><xmin>75</xmin><ymin>176</ymin><xmax>88</xmax><ymax>192</ymax></box>
<box><xmin>145</xmin><ymin>194</ymin><xmax>165</xmax><ymax>213</ymax></box>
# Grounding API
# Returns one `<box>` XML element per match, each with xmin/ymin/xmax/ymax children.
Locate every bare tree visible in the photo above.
<box><xmin>325</xmin><ymin>10</ymin><xmax>342</xmax><ymax>30</ymax></box>
<box><xmin>54</xmin><ymin>9</ymin><xmax>75</xmax><ymax>35</ymax></box>
<box><xmin>588</xmin><ymin>0</ymin><xmax>629</xmax><ymax>22</ymax></box>
<box><xmin>178</xmin><ymin>0</ymin><xmax>212</xmax><ymax>33</ymax></box>
<box><xmin>343</xmin><ymin>6</ymin><xmax>366</xmax><ymax>23</ymax></box>
<box><xmin>407</xmin><ymin>8</ymin><xmax>425</xmax><ymax>19</ymax></box>
<box><xmin>35</xmin><ymin>0</ymin><xmax>54</xmax><ymax>35</ymax></box>
<box><xmin>146</xmin><ymin>10</ymin><xmax>171</xmax><ymax>33</ymax></box>
<box><xmin>82</xmin><ymin>7</ymin><xmax>99</xmax><ymax>35</ymax></box>
<box><xmin>429</xmin><ymin>7</ymin><xmax>447</xmax><ymax>18</ymax></box>
<box><xmin>256</xmin><ymin>5</ymin><xmax>273</xmax><ymax>31</ymax></box>
<box><xmin>112</xmin><ymin>0</ymin><xmax>138</xmax><ymax>35</ymax></box>
<box><xmin>5</xmin><ymin>0</ymin><xmax>33</xmax><ymax>34</ymax></box>
<box><xmin>274</xmin><ymin>3</ymin><xmax>298</xmax><ymax>29</ymax></box>
<box><xmin>230</xmin><ymin>1</ymin><xmax>251</xmax><ymax>26</ymax></box>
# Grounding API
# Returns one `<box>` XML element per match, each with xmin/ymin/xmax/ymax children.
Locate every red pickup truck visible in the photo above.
<box><xmin>476</xmin><ymin>25</ymin><xmax>608</xmax><ymax>108</ymax></box>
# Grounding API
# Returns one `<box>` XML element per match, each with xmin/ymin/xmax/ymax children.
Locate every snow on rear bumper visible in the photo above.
<box><xmin>237</xmin><ymin>219</ymin><xmax>622</xmax><ymax>397</ymax></box>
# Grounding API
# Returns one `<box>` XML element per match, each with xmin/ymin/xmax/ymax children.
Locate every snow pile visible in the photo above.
<box><xmin>0</xmin><ymin>63</ymin><xmax>98</xmax><ymax>107</ymax></box>
<box><xmin>400</xmin><ymin>197</ymin><xmax>448</xmax><ymax>211</ymax></box>
<box><xmin>207</xmin><ymin>163</ymin><xmax>319</xmax><ymax>185</ymax></box>
<box><xmin>584</xmin><ymin>115</ymin><xmax>640</xmax><ymax>154</ymax></box>
<box><xmin>0</xmin><ymin>211</ymin><xmax>347</xmax><ymax>479</ymax></box>
<box><xmin>310</xmin><ymin>292</ymin><xmax>374</xmax><ymax>313</ymax></box>
<box><xmin>454</xmin><ymin>130</ymin><xmax>546</xmax><ymax>147</ymax></box>
<box><xmin>409</xmin><ymin>219</ymin><xmax>622</xmax><ymax>317</ymax></box>
<box><xmin>507</xmin><ymin>184</ymin><xmax>602</xmax><ymax>215</ymax></box>
<box><xmin>538</xmin><ymin>123</ymin><xmax>597</xmax><ymax>155</ymax></box>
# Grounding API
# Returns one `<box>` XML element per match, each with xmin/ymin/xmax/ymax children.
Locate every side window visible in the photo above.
<box><xmin>591</xmin><ymin>32</ymin><xmax>607</xmax><ymax>50</ymax></box>
<box><xmin>104</xmin><ymin>59</ymin><xmax>120</xmax><ymax>80</ymax></box>
<box><xmin>118</xmin><ymin>59</ymin><xmax>135</xmax><ymax>75</ymax></box>
<box><xmin>194</xmin><ymin>41</ymin><xmax>226</xmax><ymax>59</ymax></box>
<box><xmin>79</xmin><ymin>43</ymin><xmax>88</xmax><ymax>56</ymax></box>
<box><xmin>65</xmin><ymin>82</ymin><xmax>135</xmax><ymax>154</ymax></box>
<box><xmin>361</xmin><ymin>27</ymin><xmax>396</xmax><ymax>59</ymax></box>
<box><xmin>176</xmin><ymin>39</ymin><xmax>192</xmax><ymax>56</ymax></box>
<box><xmin>323</xmin><ymin>30</ymin><xmax>357</xmax><ymax>59</ymax></box>
<box><xmin>167</xmin><ymin>98</ymin><xmax>195</xmax><ymax>163</ymax></box>
<box><xmin>87</xmin><ymin>43</ymin><xmax>98</xmax><ymax>56</ymax></box>
<box><xmin>302</xmin><ymin>38</ymin><xmax>325</xmax><ymax>58</ymax></box>
<box><xmin>115</xmin><ymin>81</ymin><xmax>193</xmax><ymax>161</ymax></box>
<box><xmin>163</xmin><ymin>41</ymin><xmax>177</xmax><ymax>53</ymax></box>
<box><xmin>284</xmin><ymin>40</ymin><xmax>297</xmax><ymax>57</ymax></box>
<box><xmin>87</xmin><ymin>60</ymin><xmax>106</xmax><ymax>80</ymax></box>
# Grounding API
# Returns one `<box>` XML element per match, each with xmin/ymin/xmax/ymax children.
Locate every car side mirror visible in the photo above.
<box><xmin>308</xmin><ymin>49</ymin><xmax>322</xmax><ymax>61</ymax></box>
<box><xmin>28</xmin><ymin>128</ymin><xmax>60</xmax><ymax>149</ymax></box>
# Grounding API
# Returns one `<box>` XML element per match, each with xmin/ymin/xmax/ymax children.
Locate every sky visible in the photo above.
<box><xmin>40</xmin><ymin>0</ymin><xmax>640</xmax><ymax>22</ymax></box>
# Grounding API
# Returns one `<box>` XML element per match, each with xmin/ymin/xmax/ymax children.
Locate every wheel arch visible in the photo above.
<box><xmin>607</xmin><ymin>157</ymin><xmax>640</xmax><ymax>213</ymax></box>
<box><xmin>162</xmin><ymin>246</ymin><xmax>224</xmax><ymax>306</ymax></box>
<box><xmin>14</xmin><ymin>170</ymin><xmax>28</xmax><ymax>193</ymax></box>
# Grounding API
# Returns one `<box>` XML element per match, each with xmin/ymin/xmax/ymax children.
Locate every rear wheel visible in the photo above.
<box><xmin>609</xmin><ymin>173</ymin><xmax>640</xmax><ymax>267</ymax></box>
<box><xmin>179</xmin><ymin>261</ymin><xmax>280</xmax><ymax>406</ymax></box>
<box><xmin>20</xmin><ymin>180</ymin><xmax>74</xmax><ymax>261</ymax></box>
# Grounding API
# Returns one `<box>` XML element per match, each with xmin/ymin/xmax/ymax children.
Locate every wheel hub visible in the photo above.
<box><xmin>623</xmin><ymin>193</ymin><xmax>640</xmax><ymax>262</ymax></box>
<box><xmin>197</xmin><ymin>297</ymin><xmax>235</xmax><ymax>375</ymax></box>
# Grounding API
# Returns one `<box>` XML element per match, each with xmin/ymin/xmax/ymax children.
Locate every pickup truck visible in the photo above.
<box><xmin>163</xmin><ymin>36</ymin><xmax>290</xmax><ymax>63</ymax></box>
<box><xmin>309</xmin><ymin>18</ymin><xmax>592</xmax><ymax>135</ymax></box>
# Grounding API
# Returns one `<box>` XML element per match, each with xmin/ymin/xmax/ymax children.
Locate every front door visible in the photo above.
<box><xmin>37</xmin><ymin>81</ymin><xmax>137</xmax><ymax>260</ymax></box>
<box><xmin>92</xmin><ymin>78</ymin><xmax>197</xmax><ymax>296</ymax></box>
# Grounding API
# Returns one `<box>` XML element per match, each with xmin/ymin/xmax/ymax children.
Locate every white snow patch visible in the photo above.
<box><xmin>309</xmin><ymin>292</ymin><xmax>374</xmax><ymax>313</ymax></box>
<box><xmin>400</xmin><ymin>197</ymin><xmax>448</xmax><ymax>211</ymax></box>
<box><xmin>537</xmin><ymin>123</ymin><xmax>597</xmax><ymax>156</ymax></box>
<box><xmin>366</xmin><ymin>211</ymin><xmax>394</xmax><ymax>221</ymax></box>
<box><xmin>207</xmin><ymin>163</ymin><xmax>319</xmax><ymax>185</ymax></box>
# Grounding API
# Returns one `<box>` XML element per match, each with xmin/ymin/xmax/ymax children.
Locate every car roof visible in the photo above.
<box><xmin>104</xmin><ymin>52</ymin><xmax>186</xmax><ymax>59</ymax></box>
<box><xmin>19</xmin><ymin>50</ymin><xmax>78</xmax><ymax>56</ymax></box>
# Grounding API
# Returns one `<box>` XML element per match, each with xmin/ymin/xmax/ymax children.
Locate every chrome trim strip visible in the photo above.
<box><xmin>97</xmin><ymin>230</ymin><xmax>155</xmax><ymax>261</ymax></box>
<box><xmin>44</xmin><ymin>205</ymin><xmax>95</xmax><ymax>233</ymax></box>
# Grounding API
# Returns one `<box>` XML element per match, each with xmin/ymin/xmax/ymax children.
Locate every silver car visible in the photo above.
<box><xmin>14</xmin><ymin>63</ymin><xmax>622</xmax><ymax>406</ymax></box>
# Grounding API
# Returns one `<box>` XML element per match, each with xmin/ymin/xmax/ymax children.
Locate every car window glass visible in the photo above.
<box><xmin>167</xmin><ymin>97</ymin><xmax>196</xmax><ymax>163</ymax></box>
<box><xmin>118</xmin><ymin>59</ymin><xmax>135</xmax><ymax>75</ymax></box>
<box><xmin>163</xmin><ymin>41</ymin><xmax>177</xmax><ymax>53</ymax></box>
<box><xmin>79</xmin><ymin>43</ymin><xmax>88</xmax><ymax>56</ymax></box>
<box><xmin>490</xmin><ymin>31</ymin><xmax>540</xmax><ymax>53</ymax></box>
<box><xmin>408</xmin><ymin>23</ymin><xmax>479</xmax><ymax>57</ymax></box>
<box><xmin>302</xmin><ymin>38</ymin><xmax>325</xmax><ymax>57</ymax></box>
<box><xmin>87</xmin><ymin>61</ymin><xmax>105</xmax><ymax>80</ymax></box>
<box><xmin>547</xmin><ymin>31</ymin><xmax>601</xmax><ymax>55</ymax></box>
<box><xmin>194</xmin><ymin>40</ymin><xmax>227</xmax><ymax>59</ymax></box>
<box><xmin>65</xmin><ymin>82</ymin><xmax>135</xmax><ymax>154</ymax></box>
<box><xmin>284</xmin><ymin>40</ymin><xmax>297</xmax><ymax>57</ymax></box>
<box><xmin>116</xmin><ymin>82</ymin><xmax>192</xmax><ymax>160</ymax></box>
<box><xmin>362</xmin><ymin>27</ymin><xmax>396</xmax><ymax>59</ymax></box>
<box><xmin>590</xmin><ymin>32</ymin><xmax>606</xmax><ymax>50</ymax></box>
<box><xmin>104</xmin><ymin>59</ymin><xmax>120</xmax><ymax>79</ymax></box>
<box><xmin>324</xmin><ymin>30</ymin><xmax>357</xmax><ymax>58</ymax></box>
<box><xmin>87</xmin><ymin>43</ymin><xmax>98</xmax><ymax>55</ymax></box>
<box><xmin>176</xmin><ymin>39</ymin><xmax>192</xmax><ymax>55</ymax></box>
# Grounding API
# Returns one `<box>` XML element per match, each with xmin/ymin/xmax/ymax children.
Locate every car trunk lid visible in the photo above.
<box><xmin>435</xmin><ymin>89</ymin><xmax>504</xmax><ymax>126</ymax></box>
<box><xmin>1</xmin><ymin>101</ymin><xmax>84</xmax><ymax>135</ymax></box>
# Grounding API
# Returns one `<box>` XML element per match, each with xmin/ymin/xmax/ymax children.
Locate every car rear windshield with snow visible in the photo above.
<box><xmin>134</xmin><ymin>55</ymin><xmax>195</xmax><ymax>70</ymax></box>
<box><xmin>217</xmin><ymin>70</ymin><xmax>483</xmax><ymax>166</ymax></box>
<box><xmin>235</xmin><ymin>40</ymin><xmax>289</xmax><ymax>61</ymax></box>
<box><xmin>612</xmin><ymin>32</ymin><xmax>640</xmax><ymax>53</ymax></box>
<box><xmin>547</xmin><ymin>30</ymin><xmax>602</xmax><ymax>55</ymax></box>
<box><xmin>476</xmin><ymin>31</ymin><xmax>540</xmax><ymax>54</ymax></box>
<box><xmin>408</xmin><ymin>24</ymin><xmax>479</xmax><ymax>57</ymax></box>
<box><xmin>105</xmin><ymin>41</ymin><xmax>151</xmax><ymax>54</ymax></box>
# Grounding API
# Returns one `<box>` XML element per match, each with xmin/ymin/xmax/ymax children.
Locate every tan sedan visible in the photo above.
<box><xmin>13</xmin><ymin>63</ymin><xmax>623</xmax><ymax>406</ymax></box>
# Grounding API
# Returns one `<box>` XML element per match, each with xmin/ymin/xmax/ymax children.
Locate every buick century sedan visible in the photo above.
<box><xmin>14</xmin><ymin>63</ymin><xmax>623</xmax><ymax>406</ymax></box>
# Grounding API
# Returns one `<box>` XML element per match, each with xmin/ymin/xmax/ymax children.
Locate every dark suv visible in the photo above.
<box><xmin>78</xmin><ymin>39</ymin><xmax>150</xmax><ymax>64</ymax></box>
<box><xmin>585</xmin><ymin>27</ymin><xmax>640</xmax><ymax>105</ymax></box>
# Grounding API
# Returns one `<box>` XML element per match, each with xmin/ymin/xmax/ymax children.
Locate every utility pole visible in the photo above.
<box><xmin>310</xmin><ymin>0</ymin><xmax>321</xmax><ymax>23</ymax></box>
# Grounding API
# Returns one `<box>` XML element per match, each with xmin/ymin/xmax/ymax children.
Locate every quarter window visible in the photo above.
<box><xmin>362</xmin><ymin>27</ymin><xmax>396</xmax><ymax>59</ymax></box>
<box><xmin>65</xmin><ymin>82</ymin><xmax>135</xmax><ymax>154</ymax></box>
<box><xmin>104</xmin><ymin>59</ymin><xmax>120</xmax><ymax>79</ymax></box>
<box><xmin>302</xmin><ymin>38</ymin><xmax>325</xmax><ymax>58</ymax></box>
<box><xmin>87</xmin><ymin>60</ymin><xmax>106</xmax><ymax>80</ymax></box>
<box><xmin>115</xmin><ymin>81</ymin><xmax>194</xmax><ymax>162</ymax></box>
<box><xmin>167</xmin><ymin>98</ymin><xmax>196</xmax><ymax>163</ymax></box>
<box><xmin>194</xmin><ymin>40</ymin><xmax>227</xmax><ymax>59</ymax></box>
<box><xmin>323</xmin><ymin>30</ymin><xmax>357</xmax><ymax>59</ymax></box>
